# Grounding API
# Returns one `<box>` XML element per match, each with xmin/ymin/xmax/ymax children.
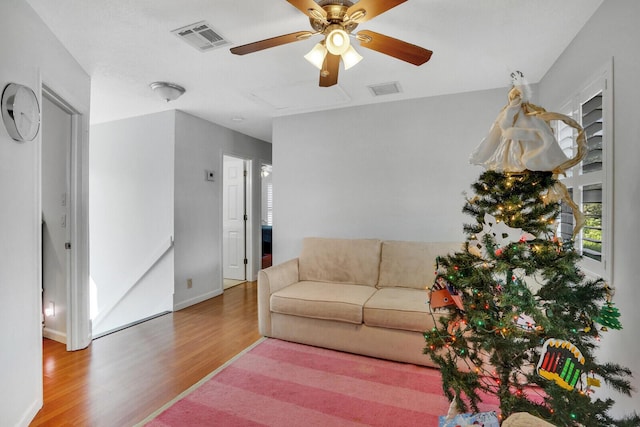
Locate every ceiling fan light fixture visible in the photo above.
<box><xmin>325</xmin><ymin>28</ymin><xmax>350</xmax><ymax>55</ymax></box>
<box><xmin>304</xmin><ymin>42</ymin><xmax>328</xmax><ymax>70</ymax></box>
<box><xmin>341</xmin><ymin>45</ymin><xmax>363</xmax><ymax>70</ymax></box>
<box><xmin>228</xmin><ymin>1</ymin><xmax>433</xmax><ymax>88</ymax></box>
<box><xmin>149</xmin><ymin>81</ymin><xmax>185</xmax><ymax>102</ymax></box>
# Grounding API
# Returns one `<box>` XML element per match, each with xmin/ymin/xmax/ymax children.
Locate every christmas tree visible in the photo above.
<box><xmin>423</xmin><ymin>81</ymin><xmax>639</xmax><ymax>426</ymax></box>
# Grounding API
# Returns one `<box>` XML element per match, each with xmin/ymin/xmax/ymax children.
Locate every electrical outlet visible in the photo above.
<box><xmin>187</xmin><ymin>278</ymin><xmax>193</xmax><ymax>289</ymax></box>
<box><xmin>44</xmin><ymin>301</ymin><xmax>55</xmax><ymax>317</ymax></box>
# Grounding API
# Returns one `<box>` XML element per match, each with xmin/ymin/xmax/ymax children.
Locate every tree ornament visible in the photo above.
<box><xmin>469</xmin><ymin>78</ymin><xmax>588</xmax><ymax>237</ymax></box>
<box><xmin>595</xmin><ymin>301</ymin><xmax>622</xmax><ymax>331</ymax></box>
<box><xmin>537</xmin><ymin>339</ymin><xmax>585</xmax><ymax>391</ymax></box>
<box><xmin>514</xmin><ymin>313</ymin><xmax>536</xmax><ymax>331</ymax></box>
<box><xmin>469</xmin><ymin>80</ymin><xmax>585</xmax><ymax>175</ymax></box>
<box><xmin>594</xmin><ymin>284</ymin><xmax>623</xmax><ymax>331</ymax></box>
<box><xmin>468</xmin><ymin>213</ymin><xmax>534</xmax><ymax>258</ymax></box>
<box><xmin>429</xmin><ymin>276</ymin><xmax>464</xmax><ymax>311</ymax></box>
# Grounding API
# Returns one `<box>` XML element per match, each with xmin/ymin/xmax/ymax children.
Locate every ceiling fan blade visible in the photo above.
<box><xmin>230</xmin><ymin>31</ymin><xmax>313</xmax><ymax>55</ymax></box>
<box><xmin>347</xmin><ymin>0</ymin><xmax>407</xmax><ymax>23</ymax></box>
<box><xmin>319</xmin><ymin>53</ymin><xmax>340</xmax><ymax>87</ymax></box>
<box><xmin>287</xmin><ymin>0</ymin><xmax>327</xmax><ymax>19</ymax></box>
<box><xmin>356</xmin><ymin>30</ymin><xmax>432</xmax><ymax>65</ymax></box>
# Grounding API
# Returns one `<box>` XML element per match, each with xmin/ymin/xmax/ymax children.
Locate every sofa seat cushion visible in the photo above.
<box><xmin>364</xmin><ymin>287</ymin><xmax>438</xmax><ymax>332</ymax></box>
<box><xmin>271</xmin><ymin>281</ymin><xmax>377</xmax><ymax>324</ymax></box>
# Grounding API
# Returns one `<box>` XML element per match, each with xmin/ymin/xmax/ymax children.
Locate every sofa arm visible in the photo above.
<box><xmin>257</xmin><ymin>258</ymin><xmax>299</xmax><ymax>336</ymax></box>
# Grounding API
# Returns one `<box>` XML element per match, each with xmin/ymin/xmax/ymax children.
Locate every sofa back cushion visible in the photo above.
<box><xmin>299</xmin><ymin>237</ymin><xmax>382</xmax><ymax>286</ymax></box>
<box><xmin>378</xmin><ymin>241</ymin><xmax>461</xmax><ymax>289</ymax></box>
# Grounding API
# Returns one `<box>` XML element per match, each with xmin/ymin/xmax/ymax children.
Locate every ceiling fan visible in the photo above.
<box><xmin>229</xmin><ymin>0</ymin><xmax>433</xmax><ymax>87</ymax></box>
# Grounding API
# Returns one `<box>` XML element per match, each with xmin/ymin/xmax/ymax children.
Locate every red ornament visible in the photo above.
<box><xmin>495</xmin><ymin>248</ymin><xmax>503</xmax><ymax>256</ymax></box>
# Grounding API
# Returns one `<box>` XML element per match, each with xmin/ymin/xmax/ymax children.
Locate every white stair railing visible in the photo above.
<box><xmin>91</xmin><ymin>236</ymin><xmax>174</xmax><ymax>334</ymax></box>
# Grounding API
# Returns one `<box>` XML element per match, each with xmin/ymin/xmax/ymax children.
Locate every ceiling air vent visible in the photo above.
<box><xmin>367</xmin><ymin>81</ymin><xmax>402</xmax><ymax>97</ymax></box>
<box><xmin>172</xmin><ymin>21</ymin><xmax>229</xmax><ymax>52</ymax></box>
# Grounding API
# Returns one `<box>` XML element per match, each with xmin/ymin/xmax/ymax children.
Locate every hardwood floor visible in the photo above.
<box><xmin>31</xmin><ymin>281</ymin><xmax>261</xmax><ymax>427</ymax></box>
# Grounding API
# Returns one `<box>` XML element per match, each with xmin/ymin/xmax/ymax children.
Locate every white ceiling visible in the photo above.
<box><xmin>26</xmin><ymin>0</ymin><xmax>603</xmax><ymax>143</ymax></box>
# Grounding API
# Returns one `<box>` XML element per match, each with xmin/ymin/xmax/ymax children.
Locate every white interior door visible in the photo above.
<box><xmin>223</xmin><ymin>155</ymin><xmax>246</xmax><ymax>280</ymax></box>
<box><xmin>41</xmin><ymin>95</ymin><xmax>71</xmax><ymax>344</ymax></box>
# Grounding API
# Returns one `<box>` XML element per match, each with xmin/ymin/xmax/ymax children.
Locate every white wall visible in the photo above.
<box><xmin>90</xmin><ymin>111</ymin><xmax>175</xmax><ymax>336</ymax></box>
<box><xmin>0</xmin><ymin>1</ymin><xmax>91</xmax><ymax>425</ymax></box>
<box><xmin>272</xmin><ymin>87</ymin><xmax>508</xmax><ymax>263</ymax></box>
<box><xmin>173</xmin><ymin>111</ymin><xmax>222</xmax><ymax>308</ymax></box>
<box><xmin>538</xmin><ymin>0</ymin><xmax>640</xmax><ymax>417</ymax></box>
<box><xmin>173</xmin><ymin>111</ymin><xmax>272</xmax><ymax>309</ymax></box>
<box><xmin>91</xmin><ymin>110</ymin><xmax>271</xmax><ymax>317</ymax></box>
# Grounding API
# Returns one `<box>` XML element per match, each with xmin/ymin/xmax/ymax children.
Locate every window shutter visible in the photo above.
<box><xmin>581</xmin><ymin>94</ymin><xmax>603</xmax><ymax>174</ymax></box>
<box><xmin>558</xmin><ymin>188</ymin><xmax>574</xmax><ymax>242</ymax></box>
<box><xmin>553</xmin><ymin>61</ymin><xmax>611</xmax><ymax>279</ymax></box>
<box><xmin>582</xmin><ymin>183</ymin><xmax>602</xmax><ymax>261</ymax></box>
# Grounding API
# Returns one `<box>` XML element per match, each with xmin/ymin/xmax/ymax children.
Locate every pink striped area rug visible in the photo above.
<box><xmin>140</xmin><ymin>338</ymin><xmax>500</xmax><ymax>426</ymax></box>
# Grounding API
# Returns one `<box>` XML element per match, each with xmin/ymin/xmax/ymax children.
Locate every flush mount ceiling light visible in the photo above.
<box><xmin>149</xmin><ymin>81</ymin><xmax>186</xmax><ymax>102</ymax></box>
<box><xmin>230</xmin><ymin>0</ymin><xmax>433</xmax><ymax>87</ymax></box>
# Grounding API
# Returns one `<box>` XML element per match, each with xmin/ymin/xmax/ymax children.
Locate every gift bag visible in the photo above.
<box><xmin>438</xmin><ymin>411</ymin><xmax>500</xmax><ymax>427</ymax></box>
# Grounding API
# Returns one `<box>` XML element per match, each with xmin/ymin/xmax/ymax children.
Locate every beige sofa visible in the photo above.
<box><xmin>257</xmin><ymin>237</ymin><xmax>461</xmax><ymax>367</ymax></box>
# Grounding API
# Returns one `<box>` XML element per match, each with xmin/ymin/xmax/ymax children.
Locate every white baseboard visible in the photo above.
<box><xmin>173</xmin><ymin>289</ymin><xmax>222</xmax><ymax>311</ymax></box>
<box><xmin>43</xmin><ymin>327</ymin><xmax>67</xmax><ymax>344</ymax></box>
<box><xmin>92</xmin><ymin>311</ymin><xmax>172</xmax><ymax>339</ymax></box>
<box><xmin>18</xmin><ymin>396</ymin><xmax>42</xmax><ymax>427</ymax></box>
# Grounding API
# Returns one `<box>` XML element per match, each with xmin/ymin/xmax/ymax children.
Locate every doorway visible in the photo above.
<box><xmin>40</xmin><ymin>85</ymin><xmax>91</xmax><ymax>352</ymax></box>
<box><xmin>41</xmin><ymin>94</ymin><xmax>72</xmax><ymax>344</ymax></box>
<box><xmin>222</xmin><ymin>155</ymin><xmax>251</xmax><ymax>289</ymax></box>
<box><xmin>261</xmin><ymin>163</ymin><xmax>273</xmax><ymax>269</ymax></box>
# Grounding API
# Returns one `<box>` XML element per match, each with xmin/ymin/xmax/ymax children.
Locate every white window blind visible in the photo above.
<box><xmin>261</xmin><ymin>164</ymin><xmax>273</xmax><ymax>227</ymax></box>
<box><xmin>266</xmin><ymin>182</ymin><xmax>273</xmax><ymax>226</ymax></box>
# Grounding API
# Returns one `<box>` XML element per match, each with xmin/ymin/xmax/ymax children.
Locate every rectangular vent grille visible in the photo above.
<box><xmin>368</xmin><ymin>82</ymin><xmax>402</xmax><ymax>96</ymax></box>
<box><xmin>172</xmin><ymin>21</ymin><xmax>229</xmax><ymax>52</ymax></box>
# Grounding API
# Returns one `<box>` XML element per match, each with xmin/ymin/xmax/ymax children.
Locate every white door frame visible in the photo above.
<box><xmin>221</xmin><ymin>153</ymin><xmax>253</xmax><ymax>285</ymax></box>
<box><xmin>222</xmin><ymin>155</ymin><xmax>247</xmax><ymax>281</ymax></box>
<box><xmin>41</xmin><ymin>85</ymin><xmax>91</xmax><ymax>351</ymax></box>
